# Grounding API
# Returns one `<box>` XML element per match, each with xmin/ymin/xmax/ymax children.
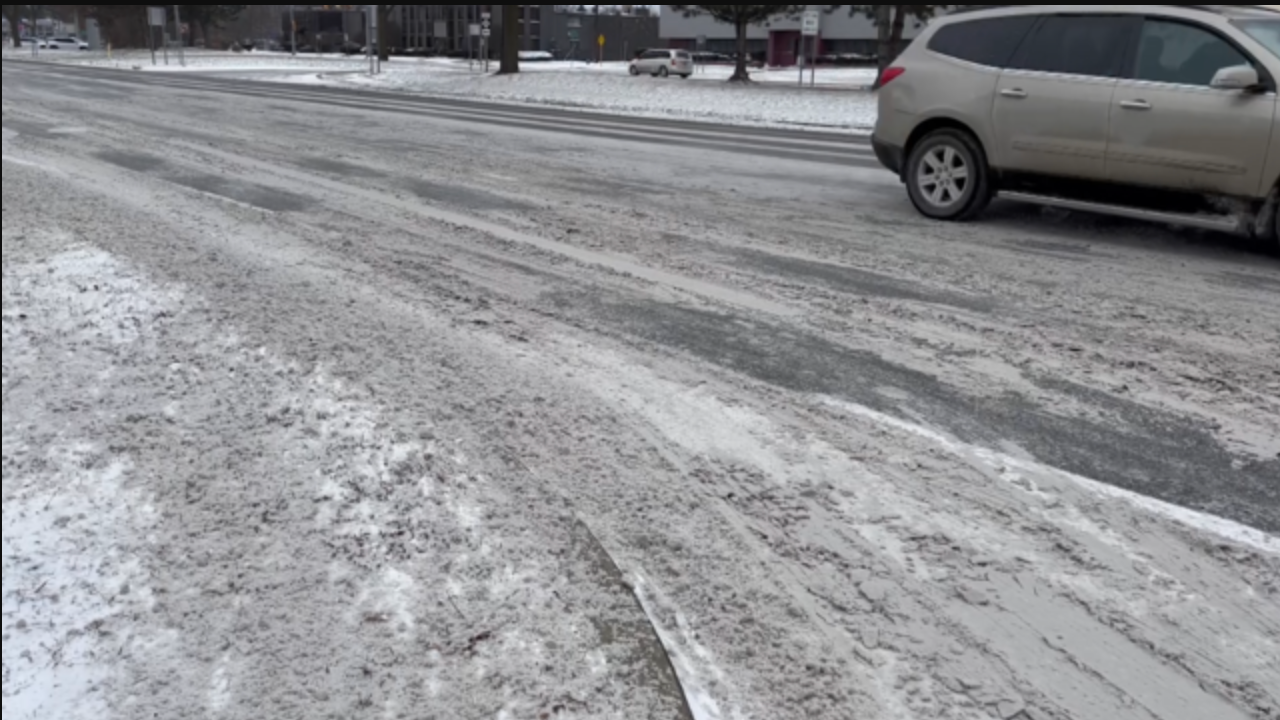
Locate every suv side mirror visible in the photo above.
<box><xmin>1210</xmin><ymin>64</ymin><xmax>1261</xmax><ymax>91</ymax></box>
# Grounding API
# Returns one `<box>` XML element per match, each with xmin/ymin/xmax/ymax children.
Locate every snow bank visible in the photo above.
<box><xmin>2</xmin><ymin>249</ymin><xmax>165</xmax><ymax>720</ymax></box>
<box><xmin>276</xmin><ymin>61</ymin><xmax>880</xmax><ymax>131</ymax></box>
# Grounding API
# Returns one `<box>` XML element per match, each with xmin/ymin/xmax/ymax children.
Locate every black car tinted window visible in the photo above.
<box><xmin>1135</xmin><ymin>20</ymin><xmax>1252</xmax><ymax>86</ymax></box>
<box><xmin>1010</xmin><ymin>15</ymin><xmax>1135</xmax><ymax>77</ymax></box>
<box><xmin>928</xmin><ymin>16</ymin><xmax>1037</xmax><ymax>68</ymax></box>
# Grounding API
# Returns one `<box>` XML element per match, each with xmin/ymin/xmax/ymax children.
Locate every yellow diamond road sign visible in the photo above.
<box><xmin>598</xmin><ymin>34</ymin><xmax>605</xmax><ymax>46</ymax></box>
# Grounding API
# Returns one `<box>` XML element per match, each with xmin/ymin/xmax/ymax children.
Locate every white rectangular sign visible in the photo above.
<box><xmin>469</xmin><ymin>23</ymin><xmax>481</xmax><ymax>37</ymax></box>
<box><xmin>801</xmin><ymin>10</ymin><xmax>820</xmax><ymax>36</ymax></box>
<box><xmin>434</xmin><ymin>20</ymin><xmax>448</xmax><ymax>38</ymax></box>
<box><xmin>147</xmin><ymin>7</ymin><xmax>166</xmax><ymax>26</ymax></box>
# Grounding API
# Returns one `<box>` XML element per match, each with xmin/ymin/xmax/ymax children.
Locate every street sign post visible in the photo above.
<box><xmin>598</xmin><ymin>33</ymin><xmax>605</xmax><ymax>63</ymax></box>
<box><xmin>801</xmin><ymin>10</ymin><xmax>820</xmax><ymax>87</ymax></box>
<box><xmin>173</xmin><ymin>5</ymin><xmax>185</xmax><ymax>67</ymax></box>
<box><xmin>801</xmin><ymin>10</ymin><xmax>820</xmax><ymax>35</ymax></box>
<box><xmin>366</xmin><ymin>5</ymin><xmax>376</xmax><ymax>75</ymax></box>
<box><xmin>481</xmin><ymin>12</ymin><xmax>491</xmax><ymax>72</ymax></box>
<box><xmin>468</xmin><ymin>22</ymin><xmax>480</xmax><ymax>70</ymax></box>
<box><xmin>146</xmin><ymin>7</ymin><xmax>166</xmax><ymax>65</ymax></box>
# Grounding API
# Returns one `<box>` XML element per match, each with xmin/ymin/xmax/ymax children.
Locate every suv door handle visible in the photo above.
<box><xmin>1121</xmin><ymin>99</ymin><xmax>1152</xmax><ymax>110</ymax></box>
<box><xmin>1000</xmin><ymin>88</ymin><xmax>1028</xmax><ymax>98</ymax></box>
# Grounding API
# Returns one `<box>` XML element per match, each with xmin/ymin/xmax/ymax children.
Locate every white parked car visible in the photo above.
<box><xmin>630</xmin><ymin>49</ymin><xmax>694</xmax><ymax>78</ymax></box>
<box><xmin>51</xmin><ymin>36</ymin><xmax>90</xmax><ymax>50</ymax></box>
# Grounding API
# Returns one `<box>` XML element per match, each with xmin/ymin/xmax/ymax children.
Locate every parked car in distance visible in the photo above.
<box><xmin>872</xmin><ymin>4</ymin><xmax>1280</xmax><ymax>248</ymax></box>
<box><xmin>20</xmin><ymin>36</ymin><xmax>51</xmax><ymax>49</ymax></box>
<box><xmin>630</xmin><ymin>49</ymin><xmax>694</xmax><ymax>78</ymax></box>
<box><xmin>50</xmin><ymin>36</ymin><xmax>89</xmax><ymax>50</ymax></box>
<box><xmin>519</xmin><ymin>50</ymin><xmax>554</xmax><ymax>62</ymax></box>
<box><xmin>692</xmin><ymin>51</ymin><xmax>733</xmax><ymax>64</ymax></box>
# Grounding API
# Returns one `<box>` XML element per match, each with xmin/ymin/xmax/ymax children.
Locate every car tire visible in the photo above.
<box><xmin>658</xmin><ymin>67</ymin><xmax>669</xmax><ymax>78</ymax></box>
<box><xmin>905</xmin><ymin>129</ymin><xmax>992</xmax><ymax>221</ymax></box>
<box><xmin>629</xmin><ymin>65</ymin><xmax>640</xmax><ymax>76</ymax></box>
<box><xmin>680</xmin><ymin>74</ymin><xmax>691</xmax><ymax>79</ymax></box>
<box><xmin>1269</xmin><ymin>195</ymin><xmax>1280</xmax><ymax>256</ymax></box>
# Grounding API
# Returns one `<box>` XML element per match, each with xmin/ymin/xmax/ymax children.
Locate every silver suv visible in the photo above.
<box><xmin>871</xmin><ymin>5</ymin><xmax>1280</xmax><ymax>247</ymax></box>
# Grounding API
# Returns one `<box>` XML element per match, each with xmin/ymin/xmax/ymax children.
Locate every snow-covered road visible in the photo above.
<box><xmin>3</xmin><ymin>59</ymin><xmax>1278</xmax><ymax>720</ymax></box>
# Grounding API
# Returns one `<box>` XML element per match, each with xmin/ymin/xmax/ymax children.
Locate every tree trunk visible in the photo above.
<box><xmin>889</xmin><ymin>6</ymin><xmax>907</xmax><ymax>61</ymax></box>
<box><xmin>498</xmin><ymin>4</ymin><xmax>520</xmax><ymax>74</ymax></box>
<box><xmin>377</xmin><ymin>5</ymin><xmax>392</xmax><ymax>62</ymax></box>
<box><xmin>873</xmin><ymin>5</ymin><xmax>895</xmax><ymax>89</ymax></box>
<box><xmin>5</xmin><ymin>7</ymin><xmax>23</xmax><ymax>46</ymax></box>
<box><xmin>730</xmin><ymin>20</ymin><xmax>750</xmax><ymax>82</ymax></box>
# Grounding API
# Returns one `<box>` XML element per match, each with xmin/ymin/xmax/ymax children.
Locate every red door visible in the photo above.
<box><xmin>770</xmin><ymin>30</ymin><xmax>801</xmax><ymax>67</ymax></box>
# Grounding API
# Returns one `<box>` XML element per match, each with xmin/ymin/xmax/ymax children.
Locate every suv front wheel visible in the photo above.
<box><xmin>905</xmin><ymin>129</ymin><xmax>992</xmax><ymax>221</ymax></box>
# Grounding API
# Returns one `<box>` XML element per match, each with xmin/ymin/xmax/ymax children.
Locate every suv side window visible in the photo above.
<box><xmin>1134</xmin><ymin>20</ymin><xmax>1252</xmax><ymax>86</ymax></box>
<box><xmin>1009</xmin><ymin>15</ymin><xmax>1136</xmax><ymax>77</ymax></box>
<box><xmin>928</xmin><ymin>16</ymin><xmax>1037</xmax><ymax>68</ymax></box>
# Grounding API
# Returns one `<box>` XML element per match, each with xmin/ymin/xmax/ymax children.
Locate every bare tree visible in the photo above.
<box><xmin>377</xmin><ymin>5</ymin><xmax>395</xmax><ymax>62</ymax></box>
<box><xmin>3</xmin><ymin>5</ymin><xmax>29</xmax><ymax>47</ymax></box>
<box><xmin>498</xmin><ymin>4</ymin><xmax>520</xmax><ymax>74</ymax></box>
<box><xmin>835</xmin><ymin>5</ymin><xmax>952</xmax><ymax>87</ymax></box>
<box><xmin>669</xmin><ymin>5</ymin><xmax>806</xmax><ymax>82</ymax></box>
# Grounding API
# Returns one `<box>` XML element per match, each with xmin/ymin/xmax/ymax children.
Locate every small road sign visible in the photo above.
<box><xmin>482</xmin><ymin>28</ymin><xmax>491</xmax><ymax>38</ymax></box>
<box><xmin>801</xmin><ymin>10</ymin><xmax>820</xmax><ymax>36</ymax></box>
<box><xmin>147</xmin><ymin>6</ymin><xmax>166</xmax><ymax>26</ymax></box>
<box><xmin>469</xmin><ymin>23</ymin><xmax>481</xmax><ymax>37</ymax></box>
<box><xmin>598</xmin><ymin>34</ymin><xmax>605</xmax><ymax>47</ymax></box>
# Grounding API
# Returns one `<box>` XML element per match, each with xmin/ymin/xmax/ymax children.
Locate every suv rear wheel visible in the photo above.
<box><xmin>1271</xmin><ymin>200</ymin><xmax>1280</xmax><ymax>255</ymax></box>
<box><xmin>905</xmin><ymin>129</ymin><xmax>992</xmax><ymax>221</ymax></box>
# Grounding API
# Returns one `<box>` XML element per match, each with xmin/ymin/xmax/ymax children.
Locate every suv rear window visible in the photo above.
<box><xmin>1009</xmin><ymin>15</ymin><xmax>1136</xmax><ymax>77</ymax></box>
<box><xmin>928</xmin><ymin>16</ymin><xmax>1037</xmax><ymax>68</ymax></box>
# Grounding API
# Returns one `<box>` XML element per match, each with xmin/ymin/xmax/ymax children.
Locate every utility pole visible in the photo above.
<box><xmin>290</xmin><ymin>5</ymin><xmax>297</xmax><ymax>56</ymax></box>
<box><xmin>174</xmin><ymin>5</ymin><xmax>185</xmax><ymax>67</ymax></box>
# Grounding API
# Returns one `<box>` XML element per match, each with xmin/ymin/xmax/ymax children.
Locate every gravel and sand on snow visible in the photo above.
<box><xmin>7</xmin><ymin>49</ymin><xmax>882</xmax><ymax>132</ymax></box>
<box><xmin>3</xmin><ymin>61</ymin><xmax>1279</xmax><ymax>720</ymax></box>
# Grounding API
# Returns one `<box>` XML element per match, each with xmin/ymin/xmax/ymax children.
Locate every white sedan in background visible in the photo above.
<box><xmin>50</xmin><ymin>36</ymin><xmax>90</xmax><ymax>50</ymax></box>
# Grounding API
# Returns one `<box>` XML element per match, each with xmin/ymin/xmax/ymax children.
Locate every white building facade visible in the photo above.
<box><xmin>658</xmin><ymin>5</ymin><xmax>929</xmax><ymax>66</ymax></box>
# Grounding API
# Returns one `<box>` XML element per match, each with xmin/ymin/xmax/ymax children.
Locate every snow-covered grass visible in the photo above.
<box><xmin>273</xmin><ymin>57</ymin><xmax>880</xmax><ymax>131</ymax></box>
<box><xmin>3</xmin><ymin>47</ymin><xmax>366</xmax><ymax>73</ymax></box>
